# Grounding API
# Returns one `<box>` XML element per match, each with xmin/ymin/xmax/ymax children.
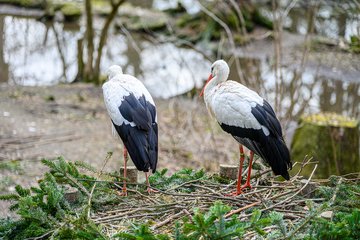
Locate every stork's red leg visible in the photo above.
<box><xmin>242</xmin><ymin>151</ymin><xmax>254</xmax><ymax>190</ymax></box>
<box><xmin>145</xmin><ymin>172</ymin><xmax>158</xmax><ymax>194</ymax></box>
<box><xmin>118</xmin><ymin>146</ymin><xmax>128</xmax><ymax>196</ymax></box>
<box><xmin>227</xmin><ymin>145</ymin><xmax>245</xmax><ymax>196</ymax></box>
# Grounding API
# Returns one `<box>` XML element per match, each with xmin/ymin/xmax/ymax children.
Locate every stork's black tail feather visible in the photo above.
<box><xmin>221</xmin><ymin>122</ymin><xmax>292</xmax><ymax>180</ymax></box>
<box><xmin>113</xmin><ymin>122</ymin><xmax>158</xmax><ymax>173</ymax></box>
<box><xmin>238</xmin><ymin>136</ymin><xmax>292</xmax><ymax>180</ymax></box>
<box><xmin>148</xmin><ymin>123</ymin><xmax>158</xmax><ymax>173</ymax></box>
<box><xmin>255</xmin><ymin>136</ymin><xmax>292</xmax><ymax>180</ymax></box>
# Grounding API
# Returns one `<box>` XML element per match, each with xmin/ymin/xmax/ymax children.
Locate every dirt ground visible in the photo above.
<box><xmin>0</xmin><ymin>83</ymin><xmax>241</xmax><ymax>216</ymax></box>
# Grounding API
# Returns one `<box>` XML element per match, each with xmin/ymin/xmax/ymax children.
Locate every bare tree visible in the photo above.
<box><xmin>76</xmin><ymin>0</ymin><xmax>125</xmax><ymax>84</ymax></box>
<box><xmin>0</xmin><ymin>16</ymin><xmax>9</xmax><ymax>82</ymax></box>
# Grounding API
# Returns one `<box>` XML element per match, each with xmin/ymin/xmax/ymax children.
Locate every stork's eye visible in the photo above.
<box><xmin>211</xmin><ymin>66</ymin><xmax>214</xmax><ymax>72</ymax></box>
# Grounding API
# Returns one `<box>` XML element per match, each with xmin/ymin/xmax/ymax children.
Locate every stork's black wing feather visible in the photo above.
<box><xmin>251</xmin><ymin>100</ymin><xmax>283</xmax><ymax>137</ymax></box>
<box><xmin>114</xmin><ymin>94</ymin><xmax>158</xmax><ymax>173</ymax></box>
<box><xmin>219</xmin><ymin>100</ymin><xmax>292</xmax><ymax>180</ymax></box>
<box><xmin>119</xmin><ymin>94</ymin><xmax>152</xmax><ymax>131</ymax></box>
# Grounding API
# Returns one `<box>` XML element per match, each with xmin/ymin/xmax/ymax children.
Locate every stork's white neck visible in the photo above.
<box><xmin>107</xmin><ymin>65</ymin><xmax>123</xmax><ymax>80</ymax></box>
<box><xmin>204</xmin><ymin>69</ymin><xmax>228</xmax><ymax>99</ymax></box>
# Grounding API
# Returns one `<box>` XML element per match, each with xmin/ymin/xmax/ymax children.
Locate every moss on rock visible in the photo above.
<box><xmin>60</xmin><ymin>2</ymin><xmax>82</xmax><ymax>22</ymax></box>
<box><xmin>172</xmin><ymin>2</ymin><xmax>272</xmax><ymax>45</ymax></box>
<box><xmin>350</xmin><ymin>35</ymin><xmax>360</xmax><ymax>53</ymax></box>
<box><xmin>0</xmin><ymin>0</ymin><xmax>43</xmax><ymax>8</ymax></box>
<box><xmin>116</xmin><ymin>3</ymin><xmax>168</xmax><ymax>31</ymax></box>
<box><xmin>301</xmin><ymin>112</ymin><xmax>358</xmax><ymax>128</ymax></box>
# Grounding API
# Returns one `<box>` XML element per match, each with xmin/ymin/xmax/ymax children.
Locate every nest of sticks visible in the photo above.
<box><xmin>90</xmin><ymin>157</ymin><xmax>338</xmax><ymax>237</ymax></box>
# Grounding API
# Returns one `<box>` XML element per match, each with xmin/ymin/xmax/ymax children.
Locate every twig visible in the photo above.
<box><xmin>113</xmin><ymin>183</ymin><xmax>160</xmax><ymax>204</ymax></box>
<box><xmin>25</xmin><ymin>230</ymin><xmax>55</xmax><ymax>240</ymax></box>
<box><xmin>183</xmin><ymin>209</ymin><xmax>193</xmax><ymax>219</ymax></box>
<box><xmin>329</xmin><ymin>177</ymin><xmax>342</xmax><ymax>206</ymax></box>
<box><xmin>94</xmin><ymin>205</ymin><xmax>167</xmax><ymax>223</ymax></box>
<box><xmin>88</xmin><ymin>152</ymin><xmax>112</xmax><ymax>218</ymax></box>
<box><xmin>190</xmin><ymin>184</ymin><xmax>223</xmax><ymax>196</ymax></box>
<box><xmin>97</xmin><ymin>210</ymin><xmax>174</xmax><ymax>223</ymax></box>
<box><xmin>293</xmin><ymin>155</ymin><xmax>314</xmax><ymax>177</ymax></box>
<box><xmin>243</xmin><ymin>225</ymin><xmax>278</xmax><ymax>239</ymax></box>
<box><xmin>168</xmin><ymin>179</ymin><xmax>202</xmax><ymax>191</ymax></box>
<box><xmin>225</xmin><ymin>201</ymin><xmax>260</xmax><ymax>218</ymax></box>
<box><xmin>65</xmin><ymin>172</ymin><xmax>91</xmax><ymax>197</ymax></box>
<box><xmin>151</xmin><ymin>210</ymin><xmax>186</xmax><ymax>230</ymax></box>
<box><xmin>159</xmin><ymin>189</ymin><xmax>249</xmax><ymax>203</ymax></box>
<box><xmin>198</xmin><ymin>1</ymin><xmax>245</xmax><ymax>83</ymax></box>
<box><xmin>228</xmin><ymin>0</ymin><xmax>248</xmax><ymax>38</ymax></box>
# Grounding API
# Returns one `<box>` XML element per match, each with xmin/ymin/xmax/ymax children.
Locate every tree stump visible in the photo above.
<box><xmin>219</xmin><ymin>164</ymin><xmax>238</xmax><ymax>180</ymax></box>
<box><xmin>291</xmin><ymin>113</ymin><xmax>359</xmax><ymax>178</ymax></box>
<box><xmin>64</xmin><ymin>186</ymin><xmax>80</xmax><ymax>203</ymax></box>
<box><xmin>119</xmin><ymin>166</ymin><xmax>138</xmax><ymax>183</ymax></box>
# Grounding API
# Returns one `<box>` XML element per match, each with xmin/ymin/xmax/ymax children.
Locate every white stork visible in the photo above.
<box><xmin>102</xmin><ymin>65</ymin><xmax>158</xmax><ymax>196</ymax></box>
<box><xmin>200</xmin><ymin>60</ymin><xmax>292</xmax><ymax>196</ymax></box>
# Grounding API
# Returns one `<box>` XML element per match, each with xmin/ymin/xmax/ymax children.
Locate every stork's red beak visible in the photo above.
<box><xmin>199</xmin><ymin>74</ymin><xmax>213</xmax><ymax>97</ymax></box>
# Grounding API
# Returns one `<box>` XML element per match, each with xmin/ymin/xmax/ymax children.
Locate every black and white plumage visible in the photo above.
<box><xmin>200</xmin><ymin>60</ymin><xmax>292</xmax><ymax>195</ymax></box>
<box><xmin>103</xmin><ymin>65</ymin><xmax>158</xmax><ymax>194</ymax></box>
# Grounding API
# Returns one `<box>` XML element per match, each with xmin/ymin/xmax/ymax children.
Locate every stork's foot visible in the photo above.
<box><xmin>147</xmin><ymin>187</ymin><xmax>159</xmax><ymax>194</ymax></box>
<box><xmin>116</xmin><ymin>187</ymin><xmax>128</xmax><ymax>197</ymax></box>
<box><xmin>241</xmin><ymin>182</ymin><xmax>252</xmax><ymax>190</ymax></box>
<box><xmin>225</xmin><ymin>190</ymin><xmax>243</xmax><ymax>196</ymax></box>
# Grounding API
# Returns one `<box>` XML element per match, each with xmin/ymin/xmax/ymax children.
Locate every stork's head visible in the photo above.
<box><xmin>200</xmin><ymin>59</ymin><xmax>230</xmax><ymax>97</ymax></box>
<box><xmin>107</xmin><ymin>65</ymin><xmax>123</xmax><ymax>80</ymax></box>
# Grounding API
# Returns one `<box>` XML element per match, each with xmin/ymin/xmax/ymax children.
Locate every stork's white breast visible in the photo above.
<box><xmin>207</xmin><ymin>81</ymin><xmax>264</xmax><ymax>130</ymax></box>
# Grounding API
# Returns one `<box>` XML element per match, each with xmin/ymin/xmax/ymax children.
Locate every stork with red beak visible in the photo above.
<box><xmin>200</xmin><ymin>60</ymin><xmax>292</xmax><ymax>195</ymax></box>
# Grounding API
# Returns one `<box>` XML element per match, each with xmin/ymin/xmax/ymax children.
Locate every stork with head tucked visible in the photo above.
<box><xmin>200</xmin><ymin>60</ymin><xmax>292</xmax><ymax>196</ymax></box>
<box><xmin>103</xmin><ymin>65</ymin><xmax>158</xmax><ymax>196</ymax></box>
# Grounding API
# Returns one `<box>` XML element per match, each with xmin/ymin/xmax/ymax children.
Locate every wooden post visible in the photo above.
<box><xmin>291</xmin><ymin>113</ymin><xmax>360</xmax><ymax>178</ymax></box>
<box><xmin>219</xmin><ymin>164</ymin><xmax>239</xmax><ymax>180</ymax></box>
<box><xmin>64</xmin><ymin>186</ymin><xmax>80</xmax><ymax>203</ymax></box>
<box><xmin>120</xmin><ymin>166</ymin><xmax>138</xmax><ymax>183</ymax></box>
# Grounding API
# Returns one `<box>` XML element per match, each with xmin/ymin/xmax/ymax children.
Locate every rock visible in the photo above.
<box><xmin>312</xmin><ymin>36</ymin><xmax>350</xmax><ymax>51</ymax></box>
<box><xmin>0</xmin><ymin>0</ymin><xmax>43</xmax><ymax>8</ymax></box>
<box><xmin>338</xmin><ymin>38</ymin><xmax>349</xmax><ymax>51</ymax></box>
<box><xmin>116</xmin><ymin>3</ymin><xmax>168</xmax><ymax>31</ymax></box>
<box><xmin>60</xmin><ymin>3</ymin><xmax>81</xmax><ymax>22</ymax></box>
<box><xmin>291</xmin><ymin>112</ymin><xmax>360</xmax><ymax>179</ymax></box>
<box><xmin>219</xmin><ymin>164</ymin><xmax>238</xmax><ymax>180</ymax></box>
<box><xmin>320</xmin><ymin>211</ymin><xmax>333</xmax><ymax>219</ymax></box>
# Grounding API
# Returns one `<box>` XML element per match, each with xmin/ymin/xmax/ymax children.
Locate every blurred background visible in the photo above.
<box><xmin>0</xmin><ymin>0</ymin><xmax>359</xmax><ymax>214</ymax></box>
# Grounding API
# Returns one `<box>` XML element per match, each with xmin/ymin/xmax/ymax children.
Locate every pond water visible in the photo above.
<box><xmin>0</xmin><ymin>1</ymin><xmax>359</xmax><ymax>121</ymax></box>
<box><xmin>258</xmin><ymin>0</ymin><xmax>360</xmax><ymax>41</ymax></box>
<box><xmin>0</xmin><ymin>15</ymin><xmax>210</xmax><ymax>98</ymax></box>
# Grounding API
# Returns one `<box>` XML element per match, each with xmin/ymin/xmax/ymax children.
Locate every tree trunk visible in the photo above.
<box><xmin>74</xmin><ymin>38</ymin><xmax>84</xmax><ymax>82</ymax></box>
<box><xmin>84</xmin><ymin>0</ymin><xmax>94</xmax><ymax>81</ymax></box>
<box><xmin>93</xmin><ymin>0</ymin><xmax>125</xmax><ymax>84</ymax></box>
<box><xmin>0</xmin><ymin>16</ymin><xmax>9</xmax><ymax>82</ymax></box>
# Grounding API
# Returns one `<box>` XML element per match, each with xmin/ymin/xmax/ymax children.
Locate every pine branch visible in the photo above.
<box><xmin>0</xmin><ymin>193</ymin><xmax>19</xmax><ymax>201</ymax></box>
